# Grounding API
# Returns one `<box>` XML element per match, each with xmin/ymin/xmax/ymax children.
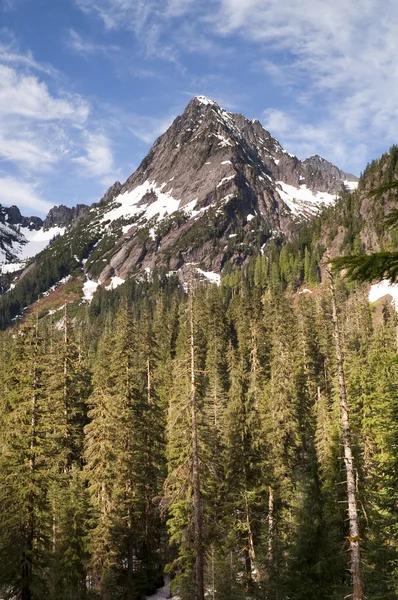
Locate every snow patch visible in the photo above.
<box><xmin>122</xmin><ymin>223</ymin><xmax>133</xmax><ymax>234</ymax></box>
<box><xmin>39</xmin><ymin>275</ymin><xmax>72</xmax><ymax>299</ymax></box>
<box><xmin>0</xmin><ymin>224</ymin><xmax>66</xmax><ymax>267</ymax></box>
<box><xmin>105</xmin><ymin>276</ymin><xmax>125</xmax><ymax>291</ymax></box>
<box><xmin>213</xmin><ymin>133</ymin><xmax>233</xmax><ymax>148</ymax></box>
<box><xmin>344</xmin><ymin>179</ymin><xmax>358</xmax><ymax>191</ymax></box>
<box><xmin>247</xmin><ymin>214</ymin><xmax>255</xmax><ymax>222</ymax></box>
<box><xmin>369</xmin><ymin>281</ymin><xmax>398</xmax><ymax>311</ymax></box>
<box><xmin>0</xmin><ymin>262</ymin><xmax>25</xmax><ymax>274</ymax></box>
<box><xmin>18</xmin><ymin>226</ymin><xmax>66</xmax><ymax>259</ymax></box>
<box><xmin>196</xmin><ymin>268</ymin><xmax>221</xmax><ymax>286</ymax></box>
<box><xmin>221</xmin><ymin>160</ymin><xmax>232</xmax><ymax>165</ymax></box>
<box><xmin>217</xmin><ymin>175</ymin><xmax>235</xmax><ymax>188</ymax></box>
<box><xmin>102</xmin><ymin>181</ymin><xmax>180</xmax><ymax>227</ymax></box>
<box><xmin>195</xmin><ymin>95</ymin><xmax>216</xmax><ymax>106</ymax></box>
<box><xmin>82</xmin><ymin>278</ymin><xmax>99</xmax><ymax>302</ymax></box>
<box><xmin>277</xmin><ymin>181</ymin><xmax>336</xmax><ymax>216</ymax></box>
<box><xmin>183</xmin><ymin>199</ymin><xmax>198</xmax><ymax>214</ymax></box>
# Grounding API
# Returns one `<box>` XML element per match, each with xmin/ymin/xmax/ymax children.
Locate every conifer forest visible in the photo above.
<box><xmin>4</xmin><ymin>0</ymin><xmax>398</xmax><ymax>598</ymax></box>
<box><xmin>1</xmin><ymin>252</ymin><xmax>397</xmax><ymax>600</ymax></box>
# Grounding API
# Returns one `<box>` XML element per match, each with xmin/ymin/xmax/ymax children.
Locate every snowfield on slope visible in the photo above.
<box><xmin>101</xmin><ymin>181</ymin><xmax>180</xmax><ymax>226</ymax></box>
<box><xmin>0</xmin><ymin>224</ymin><xmax>65</xmax><ymax>270</ymax></box>
<box><xmin>277</xmin><ymin>181</ymin><xmax>337</xmax><ymax>216</ymax></box>
<box><xmin>82</xmin><ymin>278</ymin><xmax>99</xmax><ymax>302</ymax></box>
<box><xmin>17</xmin><ymin>226</ymin><xmax>66</xmax><ymax>259</ymax></box>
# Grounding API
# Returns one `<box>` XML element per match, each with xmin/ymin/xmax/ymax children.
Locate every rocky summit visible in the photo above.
<box><xmin>1</xmin><ymin>96</ymin><xmax>357</xmax><ymax>285</ymax></box>
<box><xmin>0</xmin><ymin>203</ymin><xmax>89</xmax><ymax>269</ymax></box>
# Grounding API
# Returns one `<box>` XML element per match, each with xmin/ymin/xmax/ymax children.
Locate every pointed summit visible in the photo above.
<box><xmin>1</xmin><ymin>95</ymin><xmax>358</xmax><ymax>288</ymax></box>
<box><xmin>193</xmin><ymin>95</ymin><xmax>218</xmax><ymax>106</ymax></box>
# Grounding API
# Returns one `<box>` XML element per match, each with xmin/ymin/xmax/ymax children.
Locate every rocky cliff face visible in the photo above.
<box><xmin>73</xmin><ymin>96</ymin><xmax>357</xmax><ymax>281</ymax></box>
<box><xmin>0</xmin><ymin>202</ymin><xmax>89</xmax><ymax>266</ymax></box>
<box><xmin>1</xmin><ymin>96</ymin><xmax>358</xmax><ymax>284</ymax></box>
<box><xmin>2</xmin><ymin>205</ymin><xmax>43</xmax><ymax>229</ymax></box>
<box><xmin>43</xmin><ymin>204</ymin><xmax>89</xmax><ymax>230</ymax></box>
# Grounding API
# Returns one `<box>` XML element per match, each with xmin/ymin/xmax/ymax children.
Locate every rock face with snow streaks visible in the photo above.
<box><xmin>43</xmin><ymin>204</ymin><xmax>89</xmax><ymax>230</ymax></box>
<box><xmin>75</xmin><ymin>96</ymin><xmax>356</xmax><ymax>280</ymax></box>
<box><xmin>0</xmin><ymin>202</ymin><xmax>88</xmax><ymax>267</ymax></box>
<box><xmin>1</xmin><ymin>96</ymin><xmax>358</xmax><ymax>285</ymax></box>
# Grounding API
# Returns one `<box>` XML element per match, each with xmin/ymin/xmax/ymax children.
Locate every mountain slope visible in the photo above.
<box><xmin>0</xmin><ymin>204</ymin><xmax>89</xmax><ymax>273</ymax></box>
<box><xmin>60</xmin><ymin>96</ymin><xmax>357</xmax><ymax>282</ymax></box>
<box><xmin>0</xmin><ymin>96</ymin><xmax>360</xmax><ymax>326</ymax></box>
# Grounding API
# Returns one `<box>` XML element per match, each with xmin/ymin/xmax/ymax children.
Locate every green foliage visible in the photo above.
<box><xmin>332</xmin><ymin>251</ymin><xmax>398</xmax><ymax>283</ymax></box>
<box><xmin>1</xmin><ymin>228</ymin><xmax>398</xmax><ymax>600</ymax></box>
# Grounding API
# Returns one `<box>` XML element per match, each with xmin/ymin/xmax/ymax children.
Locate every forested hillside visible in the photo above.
<box><xmin>1</xmin><ymin>145</ymin><xmax>398</xmax><ymax>600</ymax></box>
<box><xmin>1</xmin><ymin>256</ymin><xmax>397</xmax><ymax>600</ymax></box>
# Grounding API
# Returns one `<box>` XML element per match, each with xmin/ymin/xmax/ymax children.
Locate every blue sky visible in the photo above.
<box><xmin>1</xmin><ymin>0</ymin><xmax>398</xmax><ymax>215</ymax></box>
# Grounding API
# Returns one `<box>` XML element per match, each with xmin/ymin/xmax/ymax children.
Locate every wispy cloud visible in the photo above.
<box><xmin>101</xmin><ymin>102</ymin><xmax>177</xmax><ymax>146</ymax></box>
<box><xmin>211</xmin><ymin>0</ymin><xmax>398</xmax><ymax>168</ymax></box>
<box><xmin>262</xmin><ymin>108</ymin><xmax>368</xmax><ymax>170</ymax></box>
<box><xmin>0</xmin><ymin>65</ymin><xmax>89</xmax><ymax>122</ymax></box>
<box><xmin>75</xmin><ymin>0</ymin><xmax>154</xmax><ymax>32</ymax></box>
<box><xmin>0</xmin><ymin>28</ymin><xmax>56</xmax><ymax>75</ymax></box>
<box><xmin>0</xmin><ymin>64</ymin><xmax>90</xmax><ymax>173</ymax></box>
<box><xmin>74</xmin><ymin>0</ymin><xmax>197</xmax><ymax>63</ymax></box>
<box><xmin>125</xmin><ymin>114</ymin><xmax>176</xmax><ymax>145</ymax></box>
<box><xmin>74</xmin><ymin>0</ymin><xmax>398</xmax><ymax>170</ymax></box>
<box><xmin>0</xmin><ymin>175</ymin><xmax>53</xmax><ymax>214</ymax></box>
<box><xmin>0</xmin><ymin>129</ymin><xmax>56</xmax><ymax>171</ymax></box>
<box><xmin>73</xmin><ymin>132</ymin><xmax>115</xmax><ymax>184</ymax></box>
<box><xmin>66</xmin><ymin>29</ymin><xmax>120</xmax><ymax>59</ymax></box>
<box><xmin>1</xmin><ymin>0</ymin><xmax>25</xmax><ymax>12</ymax></box>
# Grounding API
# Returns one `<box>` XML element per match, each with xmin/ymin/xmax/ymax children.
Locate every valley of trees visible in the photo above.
<box><xmin>1</xmin><ymin>258</ymin><xmax>397</xmax><ymax>600</ymax></box>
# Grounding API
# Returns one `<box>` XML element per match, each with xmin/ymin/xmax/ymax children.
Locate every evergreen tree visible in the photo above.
<box><xmin>0</xmin><ymin>323</ymin><xmax>51</xmax><ymax>600</ymax></box>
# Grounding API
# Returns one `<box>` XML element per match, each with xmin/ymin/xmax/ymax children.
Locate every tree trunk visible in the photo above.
<box><xmin>63</xmin><ymin>305</ymin><xmax>70</xmax><ymax>469</ymax></box>
<box><xmin>23</xmin><ymin>326</ymin><xmax>39</xmax><ymax>600</ymax></box>
<box><xmin>328</xmin><ymin>270</ymin><xmax>364</xmax><ymax>600</ymax></box>
<box><xmin>189</xmin><ymin>273</ymin><xmax>204</xmax><ymax>600</ymax></box>
<box><xmin>268</xmin><ymin>486</ymin><xmax>274</xmax><ymax>568</ymax></box>
<box><xmin>245</xmin><ymin>492</ymin><xmax>260</xmax><ymax>582</ymax></box>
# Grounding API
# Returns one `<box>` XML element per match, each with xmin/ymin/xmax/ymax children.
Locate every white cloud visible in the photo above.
<box><xmin>73</xmin><ymin>132</ymin><xmax>115</xmax><ymax>182</ymax></box>
<box><xmin>75</xmin><ymin>0</ymin><xmax>152</xmax><ymax>31</ymax></box>
<box><xmin>76</xmin><ymin>0</ymin><xmax>193</xmax><ymax>29</ymax></box>
<box><xmin>66</xmin><ymin>29</ymin><xmax>120</xmax><ymax>59</ymax></box>
<box><xmin>262</xmin><ymin>108</ymin><xmax>367</xmax><ymax>171</ymax></box>
<box><xmin>129</xmin><ymin>115</ymin><xmax>176</xmax><ymax>144</ymax></box>
<box><xmin>74</xmin><ymin>0</ymin><xmax>195</xmax><ymax>62</ymax></box>
<box><xmin>0</xmin><ymin>129</ymin><xmax>56</xmax><ymax>171</ymax></box>
<box><xmin>0</xmin><ymin>29</ymin><xmax>56</xmax><ymax>75</ymax></box>
<box><xmin>0</xmin><ymin>176</ymin><xmax>53</xmax><ymax>214</ymax></box>
<box><xmin>73</xmin><ymin>0</ymin><xmax>398</xmax><ymax>165</ymax></box>
<box><xmin>103</xmin><ymin>104</ymin><xmax>176</xmax><ymax>145</ymax></box>
<box><xmin>0</xmin><ymin>64</ymin><xmax>91</xmax><ymax>173</ymax></box>
<box><xmin>0</xmin><ymin>65</ymin><xmax>89</xmax><ymax>122</ymax></box>
<box><xmin>212</xmin><ymin>0</ymin><xmax>398</xmax><ymax>168</ymax></box>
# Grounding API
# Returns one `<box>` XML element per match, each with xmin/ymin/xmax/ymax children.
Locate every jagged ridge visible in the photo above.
<box><xmin>1</xmin><ymin>95</ymin><xmax>358</xmax><ymax>291</ymax></box>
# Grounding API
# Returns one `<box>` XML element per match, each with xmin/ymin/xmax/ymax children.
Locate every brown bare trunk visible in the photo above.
<box><xmin>189</xmin><ymin>272</ymin><xmax>204</xmax><ymax>600</ymax></box>
<box><xmin>126</xmin><ymin>512</ymin><xmax>135</xmax><ymax>600</ymax></box>
<box><xmin>244</xmin><ymin>492</ymin><xmax>260</xmax><ymax>582</ymax></box>
<box><xmin>328</xmin><ymin>269</ymin><xmax>364</xmax><ymax>600</ymax></box>
<box><xmin>210</xmin><ymin>544</ymin><xmax>216</xmax><ymax>600</ymax></box>
<box><xmin>268</xmin><ymin>486</ymin><xmax>274</xmax><ymax>567</ymax></box>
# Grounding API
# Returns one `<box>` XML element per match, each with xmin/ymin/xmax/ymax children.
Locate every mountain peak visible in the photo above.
<box><xmin>2</xmin><ymin>96</ymin><xmax>358</xmax><ymax>286</ymax></box>
<box><xmin>193</xmin><ymin>95</ymin><xmax>218</xmax><ymax>107</ymax></box>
